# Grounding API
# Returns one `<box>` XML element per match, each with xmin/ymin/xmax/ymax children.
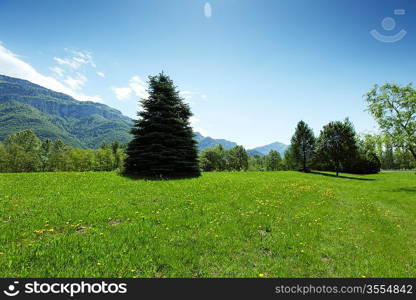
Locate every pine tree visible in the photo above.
<box><xmin>290</xmin><ymin>121</ymin><xmax>315</xmax><ymax>172</ymax></box>
<box><xmin>123</xmin><ymin>73</ymin><xmax>200</xmax><ymax>178</ymax></box>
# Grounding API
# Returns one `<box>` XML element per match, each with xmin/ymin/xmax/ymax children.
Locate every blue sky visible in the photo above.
<box><xmin>1</xmin><ymin>0</ymin><xmax>416</xmax><ymax>148</ymax></box>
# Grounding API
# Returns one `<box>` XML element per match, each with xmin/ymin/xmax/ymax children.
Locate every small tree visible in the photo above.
<box><xmin>124</xmin><ymin>73</ymin><xmax>200</xmax><ymax>178</ymax></box>
<box><xmin>227</xmin><ymin>145</ymin><xmax>249</xmax><ymax>171</ymax></box>
<box><xmin>4</xmin><ymin>130</ymin><xmax>41</xmax><ymax>172</ymax></box>
<box><xmin>47</xmin><ymin>139</ymin><xmax>71</xmax><ymax>171</ymax></box>
<box><xmin>199</xmin><ymin>145</ymin><xmax>227</xmax><ymax>171</ymax></box>
<box><xmin>264</xmin><ymin>150</ymin><xmax>282</xmax><ymax>171</ymax></box>
<box><xmin>365</xmin><ymin>83</ymin><xmax>416</xmax><ymax>163</ymax></box>
<box><xmin>111</xmin><ymin>141</ymin><xmax>122</xmax><ymax>169</ymax></box>
<box><xmin>4</xmin><ymin>129</ymin><xmax>41</xmax><ymax>153</ymax></box>
<box><xmin>248</xmin><ymin>155</ymin><xmax>265</xmax><ymax>171</ymax></box>
<box><xmin>316</xmin><ymin>119</ymin><xmax>358</xmax><ymax>176</ymax></box>
<box><xmin>382</xmin><ymin>141</ymin><xmax>395</xmax><ymax>170</ymax></box>
<box><xmin>282</xmin><ymin>146</ymin><xmax>297</xmax><ymax>170</ymax></box>
<box><xmin>290</xmin><ymin>121</ymin><xmax>315</xmax><ymax>172</ymax></box>
<box><xmin>40</xmin><ymin>139</ymin><xmax>52</xmax><ymax>171</ymax></box>
<box><xmin>95</xmin><ymin>148</ymin><xmax>115</xmax><ymax>171</ymax></box>
<box><xmin>344</xmin><ymin>134</ymin><xmax>381</xmax><ymax>174</ymax></box>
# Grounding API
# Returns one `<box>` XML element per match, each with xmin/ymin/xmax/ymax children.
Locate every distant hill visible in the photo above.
<box><xmin>193</xmin><ymin>132</ymin><xmax>237</xmax><ymax>151</ymax></box>
<box><xmin>249</xmin><ymin>141</ymin><xmax>289</xmax><ymax>156</ymax></box>
<box><xmin>194</xmin><ymin>132</ymin><xmax>289</xmax><ymax>157</ymax></box>
<box><xmin>0</xmin><ymin>74</ymin><xmax>133</xmax><ymax>148</ymax></box>
<box><xmin>247</xmin><ymin>149</ymin><xmax>264</xmax><ymax>157</ymax></box>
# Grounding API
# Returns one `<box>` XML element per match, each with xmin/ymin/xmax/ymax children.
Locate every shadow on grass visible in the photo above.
<box><xmin>391</xmin><ymin>187</ymin><xmax>416</xmax><ymax>193</ymax></box>
<box><xmin>310</xmin><ymin>171</ymin><xmax>375</xmax><ymax>181</ymax></box>
<box><xmin>120</xmin><ymin>172</ymin><xmax>201</xmax><ymax>181</ymax></box>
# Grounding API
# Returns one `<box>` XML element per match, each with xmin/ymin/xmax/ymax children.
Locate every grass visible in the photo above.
<box><xmin>0</xmin><ymin>171</ymin><xmax>415</xmax><ymax>278</ymax></box>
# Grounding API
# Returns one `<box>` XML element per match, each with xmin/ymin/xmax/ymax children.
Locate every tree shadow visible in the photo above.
<box><xmin>391</xmin><ymin>187</ymin><xmax>416</xmax><ymax>193</ymax></box>
<box><xmin>310</xmin><ymin>171</ymin><xmax>375</xmax><ymax>181</ymax></box>
<box><xmin>120</xmin><ymin>172</ymin><xmax>201</xmax><ymax>181</ymax></box>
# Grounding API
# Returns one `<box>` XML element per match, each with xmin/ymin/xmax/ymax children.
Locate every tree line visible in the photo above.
<box><xmin>200</xmin><ymin>145</ymin><xmax>286</xmax><ymax>171</ymax></box>
<box><xmin>2</xmin><ymin>124</ymin><xmax>412</xmax><ymax>174</ymax></box>
<box><xmin>199</xmin><ymin>119</ymin><xmax>383</xmax><ymax>175</ymax></box>
<box><xmin>0</xmin><ymin>130</ymin><xmax>124</xmax><ymax>173</ymax></box>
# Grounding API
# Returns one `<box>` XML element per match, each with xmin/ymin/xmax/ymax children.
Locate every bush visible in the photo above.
<box><xmin>344</xmin><ymin>152</ymin><xmax>381</xmax><ymax>174</ymax></box>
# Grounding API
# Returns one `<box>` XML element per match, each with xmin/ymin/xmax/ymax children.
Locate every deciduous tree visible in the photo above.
<box><xmin>366</xmin><ymin>83</ymin><xmax>416</xmax><ymax>162</ymax></box>
<box><xmin>316</xmin><ymin>119</ymin><xmax>358</xmax><ymax>176</ymax></box>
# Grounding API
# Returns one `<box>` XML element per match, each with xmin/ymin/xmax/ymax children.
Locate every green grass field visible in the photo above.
<box><xmin>0</xmin><ymin>171</ymin><xmax>415</xmax><ymax>277</ymax></box>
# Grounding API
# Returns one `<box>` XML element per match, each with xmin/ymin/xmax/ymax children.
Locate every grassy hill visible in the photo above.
<box><xmin>0</xmin><ymin>171</ymin><xmax>415</xmax><ymax>277</ymax></box>
<box><xmin>0</xmin><ymin>74</ymin><xmax>133</xmax><ymax>148</ymax></box>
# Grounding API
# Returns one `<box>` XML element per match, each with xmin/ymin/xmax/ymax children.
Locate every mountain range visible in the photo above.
<box><xmin>0</xmin><ymin>74</ymin><xmax>288</xmax><ymax>154</ymax></box>
<box><xmin>194</xmin><ymin>132</ymin><xmax>288</xmax><ymax>156</ymax></box>
<box><xmin>0</xmin><ymin>74</ymin><xmax>132</xmax><ymax>148</ymax></box>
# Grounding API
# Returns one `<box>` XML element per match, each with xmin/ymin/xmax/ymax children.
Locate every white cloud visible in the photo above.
<box><xmin>179</xmin><ymin>90</ymin><xmax>208</xmax><ymax>103</ymax></box>
<box><xmin>96</xmin><ymin>71</ymin><xmax>105</xmax><ymax>78</ymax></box>
<box><xmin>64</xmin><ymin>73</ymin><xmax>87</xmax><ymax>91</ymax></box>
<box><xmin>0</xmin><ymin>43</ymin><xmax>102</xmax><ymax>103</ymax></box>
<box><xmin>0</xmin><ymin>44</ymin><xmax>75</xmax><ymax>95</ymax></box>
<box><xmin>111</xmin><ymin>75</ymin><xmax>149</xmax><ymax>101</ymax></box>
<box><xmin>50</xmin><ymin>66</ymin><xmax>65</xmax><ymax>77</ymax></box>
<box><xmin>53</xmin><ymin>57</ymin><xmax>79</xmax><ymax>69</ymax></box>
<box><xmin>110</xmin><ymin>86</ymin><xmax>132</xmax><ymax>100</ymax></box>
<box><xmin>129</xmin><ymin>76</ymin><xmax>148</xmax><ymax>98</ymax></box>
<box><xmin>54</xmin><ymin>49</ymin><xmax>95</xmax><ymax>69</ymax></box>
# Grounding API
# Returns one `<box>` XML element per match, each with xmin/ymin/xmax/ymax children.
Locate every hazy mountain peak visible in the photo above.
<box><xmin>249</xmin><ymin>141</ymin><xmax>289</xmax><ymax>156</ymax></box>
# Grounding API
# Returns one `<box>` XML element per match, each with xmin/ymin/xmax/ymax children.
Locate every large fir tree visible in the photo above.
<box><xmin>123</xmin><ymin>73</ymin><xmax>201</xmax><ymax>178</ymax></box>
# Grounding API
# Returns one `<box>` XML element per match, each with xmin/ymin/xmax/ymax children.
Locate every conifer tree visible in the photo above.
<box><xmin>124</xmin><ymin>73</ymin><xmax>200</xmax><ymax>178</ymax></box>
<box><xmin>290</xmin><ymin>121</ymin><xmax>315</xmax><ymax>172</ymax></box>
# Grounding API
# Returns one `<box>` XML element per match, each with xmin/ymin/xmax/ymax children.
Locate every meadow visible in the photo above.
<box><xmin>0</xmin><ymin>171</ymin><xmax>415</xmax><ymax>277</ymax></box>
